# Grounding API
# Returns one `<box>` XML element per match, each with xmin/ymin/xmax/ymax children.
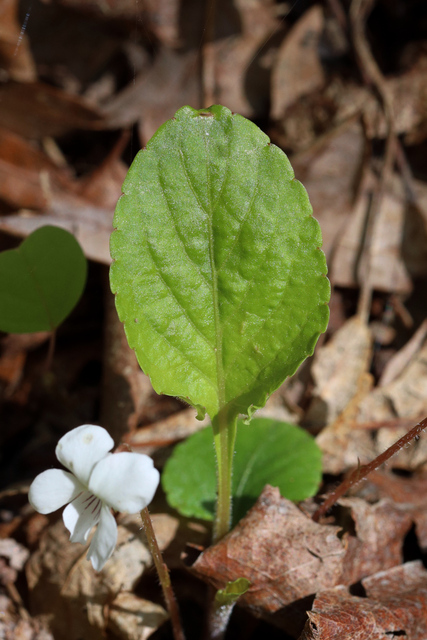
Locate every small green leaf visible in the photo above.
<box><xmin>110</xmin><ymin>105</ymin><xmax>329</xmax><ymax>422</ymax></box>
<box><xmin>162</xmin><ymin>418</ymin><xmax>323</xmax><ymax>523</ymax></box>
<box><xmin>0</xmin><ymin>226</ymin><xmax>87</xmax><ymax>333</ymax></box>
<box><xmin>215</xmin><ymin>578</ymin><xmax>251</xmax><ymax>607</ymax></box>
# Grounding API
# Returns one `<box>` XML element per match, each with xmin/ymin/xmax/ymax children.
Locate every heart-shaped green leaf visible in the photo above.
<box><xmin>110</xmin><ymin>105</ymin><xmax>329</xmax><ymax>421</ymax></box>
<box><xmin>0</xmin><ymin>226</ymin><xmax>87</xmax><ymax>333</ymax></box>
<box><xmin>162</xmin><ymin>418</ymin><xmax>323</xmax><ymax>524</ymax></box>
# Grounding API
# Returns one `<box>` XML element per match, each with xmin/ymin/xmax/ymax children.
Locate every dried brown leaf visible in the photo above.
<box><xmin>26</xmin><ymin>513</ymin><xmax>178</xmax><ymax>640</ymax></box>
<box><xmin>271</xmin><ymin>6</ymin><xmax>325</xmax><ymax>120</ymax></box>
<box><xmin>337</xmin><ymin>498</ymin><xmax>412</xmax><ymax>585</ymax></box>
<box><xmin>300</xmin><ymin>562</ymin><xmax>427</xmax><ymax>640</ymax></box>
<box><xmin>306</xmin><ymin>316</ymin><xmax>373</xmax><ymax>431</ymax></box>
<box><xmin>190</xmin><ymin>486</ymin><xmax>345</xmax><ymax>615</ymax></box>
<box><xmin>0</xmin><ymin>0</ymin><xmax>36</xmax><ymax>82</ymax></box>
<box><xmin>108</xmin><ymin>592</ymin><xmax>168</xmax><ymax>640</ymax></box>
<box><xmin>332</xmin><ymin>169</ymin><xmax>413</xmax><ymax>294</ymax></box>
<box><xmin>0</xmin><ymin>81</ymin><xmax>104</xmax><ymax>139</ymax></box>
<box><xmin>292</xmin><ymin>121</ymin><xmax>365</xmax><ymax>260</ymax></box>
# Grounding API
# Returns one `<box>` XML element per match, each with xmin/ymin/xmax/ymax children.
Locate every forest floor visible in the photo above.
<box><xmin>1</xmin><ymin>0</ymin><xmax>427</xmax><ymax>638</ymax></box>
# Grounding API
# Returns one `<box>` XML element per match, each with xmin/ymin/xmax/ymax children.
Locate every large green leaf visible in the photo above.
<box><xmin>110</xmin><ymin>105</ymin><xmax>329</xmax><ymax>420</ymax></box>
<box><xmin>0</xmin><ymin>226</ymin><xmax>87</xmax><ymax>333</ymax></box>
<box><xmin>162</xmin><ymin>418</ymin><xmax>323</xmax><ymax>524</ymax></box>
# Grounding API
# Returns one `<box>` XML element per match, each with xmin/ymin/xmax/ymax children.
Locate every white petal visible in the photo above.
<box><xmin>28</xmin><ymin>469</ymin><xmax>83</xmax><ymax>515</ymax></box>
<box><xmin>55</xmin><ymin>425</ymin><xmax>114</xmax><ymax>486</ymax></box>
<box><xmin>87</xmin><ymin>505</ymin><xmax>117</xmax><ymax>571</ymax></box>
<box><xmin>63</xmin><ymin>491</ymin><xmax>102</xmax><ymax>544</ymax></box>
<box><xmin>88</xmin><ymin>452</ymin><xmax>160</xmax><ymax>513</ymax></box>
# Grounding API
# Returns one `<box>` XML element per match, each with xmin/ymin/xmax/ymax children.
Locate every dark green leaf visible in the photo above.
<box><xmin>162</xmin><ymin>418</ymin><xmax>323</xmax><ymax>523</ymax></box>
<box><xmin>0</xmin><ymin>226</ymin><xmax>87</xmax><ymax>333</ymax></box>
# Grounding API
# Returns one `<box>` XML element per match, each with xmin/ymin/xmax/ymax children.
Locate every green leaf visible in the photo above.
<box><xmin>215</xmin><ymin>578</ymin><xmax>251</xmax><ymax>607</ymax></box>
<box><xmin>0</xmin><ymin>226</ymin><xmax>87</xmax><ymax>333</ymax></box>
<box><xmin>110</xmin><ymin>105</ymin><xmax>329</xmax><ymax>421</ymax></box>
<box><xmin>162</xmin><ymin>418</ymin><xmax>323</xmax><ymax>523</ymax></box>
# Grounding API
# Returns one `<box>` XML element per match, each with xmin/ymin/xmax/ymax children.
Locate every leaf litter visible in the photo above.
<box><xmin>1</xmin><ymin>0</ymin><xmax>427</xmax><ymax>639</ymax></box>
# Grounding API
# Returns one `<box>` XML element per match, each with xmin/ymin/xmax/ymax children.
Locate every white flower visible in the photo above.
<box><xmin>28</xmin><ymin>424</ymin><xmax>160</xmax><ymax>571</ymax></box>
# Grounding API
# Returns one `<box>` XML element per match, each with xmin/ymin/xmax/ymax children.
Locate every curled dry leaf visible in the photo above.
<box><xmin>357</xmin><ymin>337</ymin><xmax>427</xmax><ymax>471</ymax></box>
<box><xmin>0</xmin><ymin>0</ymin><xmax>36</xmax><ymax>82</ymax></box>
<box><xmin>367</xmin><ymin>470</ymin><xmax>427</xmax><ymax>551</ymax></box>
<box><xmin>337</xmin><ymin>498</ymin><xmax>412</xmax><ymax>586</ymax></box>
<box><xmin>0</xmin><ymin>192</ymin><xmax>112</xmax><ymax>264</ymax></box>
<box><xmin>306</xmin><ymin>316</ymin><xmax>373</xmax><ymax>431</ymax></box>
<box><xmin>299</xmin><ymin>561</ymin><xmax>427</xmax><ymax>640</ymax></box>
<box><xmin>207</xmin><ymin>0</ymin><xmax>279</xmax><ymax>118</ymax></box>
<box><xmin>292</xmin><ymin>121</ymin><xmax>365</xmax><ymax>260</ymax></box>
<box><xmin>0</xmin><ymin>81</ymin><xmax>104</xmax><ymax>140</ymax></box>
<box><xmin>108</xmin><ymin>592</ymin><xmax>168</xmax><ymax>640</ymax></box>
<box><xmin>190</xmin><ymin>485</ymin><xmax>345</xmax><ymax>631</ymax></box>
<box><xmin>331</xmin><ymin>169</ymin><xmax>413</xmax><ymax>294</ymax></box>
<box><xmin>319</xmin><ymin>326</ymin><xmax>427</xmax><ymax>474</ymax></box>
<box><xmin>0</xmin><ymin>126</ymin><xmax>74</xmax><ymax>211</ymax></box>
<box><xmin>0</xmin><ymin>538</ymin><xmax>30</xmax><ymax>572</ymax></box>
<box><xmin>271</xmin><ymin>5</ymin><xmax>325</xmax><ymax>120</ymax></box>
<box><xmin>0</xmin><ymin>593</ymin><xmax>54</xmax><ymax>640</ymax></box>
<box><xmin>190</xmin><ymin>487</ymin><xmax>415</xmax><ymax>634</ymax></box>
<box><xmin>126</xmin><ymin>407</ymin><xmax>210</xmax><ymax>455</ymax></box>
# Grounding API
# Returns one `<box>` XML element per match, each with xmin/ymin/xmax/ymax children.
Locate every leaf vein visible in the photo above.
<box><xmin>216</xmin><ymin>151</ymin><xmax>262</xmax><ymax>273</ymax></box>
<box><xmin>127</xmin><ymin>299</ymin><xmax>217</xmax><ymax>392</ymax></box>
<box><xmin>178</xmin><ymin>149</ymin><xmax>209</xmax><ymax>216</ymax></box>
<box><xmin>156</xmin><ymin>160</ymin><xmax>211</xmax><ymax>288</ymax></box>
<box><xmin>144</xmin><ymin>239</ymin><xmax>214</xmax><ymax>351</ymax></box>
<box><xmin>231</xmin><ymin>305</ymin><xmax>320</xmax><ymax>400</ymax></box>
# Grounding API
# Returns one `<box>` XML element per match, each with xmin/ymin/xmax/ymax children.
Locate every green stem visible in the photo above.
<box><xmin>212</xmin><ymin>410</ymin><xmax>237</xmax><ymax>543</ymax></box>
<box><xmin>140</xmin><ymin>507</ymin><xmax>186</xmax><ymax>640</ymax></box>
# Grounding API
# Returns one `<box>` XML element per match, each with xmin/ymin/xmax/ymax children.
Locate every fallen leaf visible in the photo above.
<box><xmin>190</xmin><ymin>486</ymin><xmax>345</xmax><ymax>616</ymax></box>
<box><xmin>0</xmin><ymin>193</ymin><xmax>112</xmax><ymax>264</ymax></box>
<box><xmin>208</xmin><ymin>0</ymin><xmax>279</xmax><ymax>118</ymax></box>
<box><xmin>379</xmin><ymin>319</ymin><xmax>427</xmax><ymax>386</ymax></box>
<box><xmin>26</xmin><ymin>513</ymin><xmax>178</xmax><ymax>640</ymax></box>
<box><xmin>305</xmin><ymin>316</ymin><xmax>372</xmax><ymax>431</ymax></box>
<box><xmin>366</xmin><ymin>470</ymin><xmax>427</xmax><ymax>551</ymax></box>
<box><xmin>0</xmin><ymin>81</ymin><xmax>104</xmax><ymax>139</ymax></box>
<box><xmin>300</xmin><ymin>561</ymin><xmax>427</xmax><ymax>640</ymax></box>
<box><xmin>127</xmin><ymin>407</ymin><xmax>210</xmax><ymax>455</ymax></box>
<box><xmin>271</xmin><ymin>5</ymin><xmax>325</xmax><ymax>120</ymax></box>
<box><xmin>108</xmin><ymin>592</ymin><xmax>168</xmax><ymax>640</ymax></box>
<box><xmin>0</xmin><ymin>0</ymin><xmax>36</xmax><ymax>82</ymax></box>
<box><xmin>104</xmin><ymin>48</ymin><xmax>201</xmax><ymax>143</ymax></box>
<box><xmin>291</xmin><ymin>121</ymin><xmax>365</xmax><ymax>260</ymax></box>
<box><xmin>337</xmin><ymin>498</ymin><xmax>413</xmax><ymax>585</ymax></box>
<box><xmin>332</xmin><ymin>169</ymin><xmax>413</xmax><ymax>294</ymax></box>
<box><xmin>0</xmin><ymin>593</ymin><xmax>54</xmax><ymax>640</ymax></box>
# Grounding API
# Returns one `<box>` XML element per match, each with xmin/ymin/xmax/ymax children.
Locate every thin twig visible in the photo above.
<box><xmin>140</xmin><ymin>507</ymin><xmax>186</xmax><ymax>640</ymax></box>
<box><xmin>312</xmin><ymin>416</ymin><xmax>427</xmax><ymax>522</ymax></box>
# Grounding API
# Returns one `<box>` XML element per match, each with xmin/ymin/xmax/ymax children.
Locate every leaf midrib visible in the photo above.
<box><xmin>178</xmin><ymin>134</ymin><xmax>228</xmax><ymax>414</ymax></box>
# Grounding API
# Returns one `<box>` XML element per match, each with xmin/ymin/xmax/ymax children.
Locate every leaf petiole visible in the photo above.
<box><xmin>212</xmin><ymin>410</ymin><xmax>237</xmax><ymax>542</ymax></box>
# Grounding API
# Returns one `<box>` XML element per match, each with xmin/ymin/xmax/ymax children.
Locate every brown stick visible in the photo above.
<box><xmin>312</xmin><ymin>416</ymin><xmax>427</xmax><ymax>522</ymax></box>
<box><xmin>140</xmin><ymin>507</ymin><xmax>186</xmax><ymax>640</ymax></box>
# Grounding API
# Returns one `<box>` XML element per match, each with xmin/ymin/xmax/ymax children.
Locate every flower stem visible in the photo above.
<box><xmin>212</xmin><ymin>411</ymin><xmax>237</xmax><ymax>543</ymax></box>
<box><xmin>140</xmin><ymin>507</ymin><xmax>186</xmax><ymax>640</ymax></box>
